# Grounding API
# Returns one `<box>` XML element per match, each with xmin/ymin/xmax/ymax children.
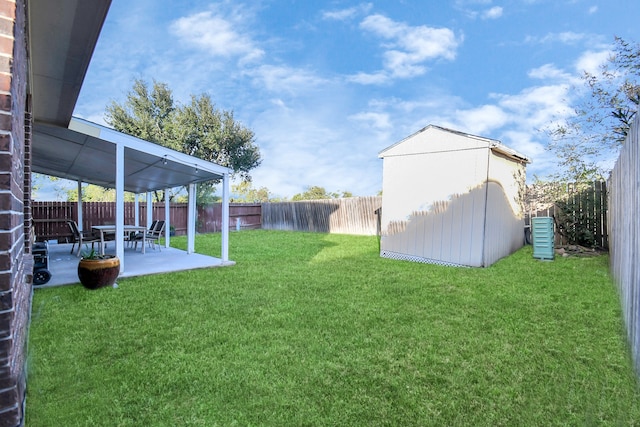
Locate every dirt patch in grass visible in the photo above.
<box><xmin>555</xmin><ymin>245</ymin><xmax>608</xmax><ymax>257</ymax></box>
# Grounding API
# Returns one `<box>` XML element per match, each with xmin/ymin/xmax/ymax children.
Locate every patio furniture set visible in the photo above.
<box><xmin>66</xmin><ymin>220</ymin><xmax>166</xmax><ymax>257</ymax></box>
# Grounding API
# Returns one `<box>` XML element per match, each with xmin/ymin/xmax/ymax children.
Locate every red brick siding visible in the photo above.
<box><xmin>0</xmin><ymin>0</ymin><xmax>31</xmax><ymax>425</ymax></box>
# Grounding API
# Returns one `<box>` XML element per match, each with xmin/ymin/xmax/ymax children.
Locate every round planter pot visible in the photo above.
<box><xmin>78</xmin><ymin>256</ymin><xmax>120</xmax><ymax>290</ymax></box>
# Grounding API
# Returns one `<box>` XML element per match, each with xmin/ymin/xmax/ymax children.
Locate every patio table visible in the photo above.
<box><xmin>92</xmin><ymin>225</ymin><xmax>147</xmax><ymax>255</ymax></box>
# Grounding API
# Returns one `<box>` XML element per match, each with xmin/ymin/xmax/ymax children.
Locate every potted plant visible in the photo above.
<box><xmin>77</xmin><ymin>247</ymin><xmax>120</xmax><ymax>289</ymax></box>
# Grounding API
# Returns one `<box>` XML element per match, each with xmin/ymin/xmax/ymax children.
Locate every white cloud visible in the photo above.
<box><xmin>454</xmin><ymin>0</ymin><xmax>492</xmax><ymax>6</ymax></box>
<box><xmin>497</xmin><ymin>85</ymin><xmax>572</xmax><ymax>125</ymax></box>
<box><xmin>347</xmin><ymin>71</ymin><xmax>390</xmax><ymax>85</ymax></box>
<box><xmin>369</xmin><ymin>94</ymin><xmax>463</xmax><ymax>115</ymax></box>
<box><xmin>528</xmin><ymin>64</ymin><xmax>573</xmax><ymax>81</ymax></box>
<box><xmin>425</xmin><ymin>61</ymin><xmax>579</xmax><ymax>178</ymax></box>
<box><xmin>357</xmin><ymin>14</ymin><xmax>461</xmax><ymax>81</ymax></box>
<box><xmin>482</xmin><ymin>6</ymin><xmax>503</xmax><ymax>19</ymax></box>
<box><xmin>454</xmin><ymin>1</ymin><xmax>501</xmax><ymax>20</ymax></box>
<box><xmin>574</xmin><ymin>49</ymin><xmax>610</xmax><ymax>74</ymax></box>
<box><xmin>525</xmin><ymin>31</ymin><xmax>590</xmax><ymax>45</ymax></box>
<box><xmin>556</xmin><ymin>32</ymin><xmax>589</xmax><ymax>45</ymax></box>
<box><xmin>322</xmin><ymin>3</ymin><xmax>373</xmax><ymax>21</ymax></box>
<box><xmin>244</xmin><ymin>65</ymin><xmax>328</xmax><ymax>94</ymax></box>
<box><xmin>501</xmin><ymin>130</ymin><xmax>545</xmax><ymax>158</ymax></box>
<box><xmin>588</xmin><ymin>6</ymin><xmax>598</xmax><ymax>14</ymax></box>
<box><xmin>250</xmin><ymin>104</ymin><xmax>385</xmax><ymax>197</ymax></box>
<box><xmin>270</xmin><ymin>98</ymin><xmax>287</xmax><ymax>109</ymax></box>
<box><xmin>170</xmin><ymin>10</ymin><xmax>264</xmax><ymax>63</ymax></box>
<box><xmin>453</xmin><ymin>104</ymin><xmax>509</xmax><ymax>135</ymax></box>
<box><xmin>349</xmin><ymin>112</ymin><xmax>392</xmax><ymax>131</ymax></box>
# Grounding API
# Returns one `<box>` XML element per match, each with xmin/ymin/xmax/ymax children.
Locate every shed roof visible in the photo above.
<box><xmin>379</xmin><ymin>124</ymin><xmax>531</xmax><ymax>164</ymax></box>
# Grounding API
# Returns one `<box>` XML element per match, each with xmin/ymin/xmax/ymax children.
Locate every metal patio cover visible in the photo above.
<box><xmin>26</xmin><ymin>0</ymin><xmax>232</xmax><ymax>267</ymax></box>
<box><xmin>32</xmin><ymin>119</ymin><xmax>230</xmax><ymax>194</ymax></box>
<box><xmin>28</xmin><ymin>0</ymin><xmax>230</xmax><ymax>191</ymax></box>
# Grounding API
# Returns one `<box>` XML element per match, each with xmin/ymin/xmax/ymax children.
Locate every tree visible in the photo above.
<box><xmin>66</xmin><ymin>184</ymin><xmax>135</xmax><ymax>202</ymax></box>
<box><xmin>105</xmin><ymin>78</ymin><xmax>262</xmax><ymax>204</ymax></box>
<box><xmin>173</xmin><ymin>94</ymin><xmax>261</xmax><ymax>204</ymax></box>
<box><xmin>231</xmin><ymin>181</ymin><xmax>272</xmax><ymax>203</ymax></box>
<box><xmin>106</xmin><ymin>79</ymin><xmax>176</xmax><ymax>147</ymax></box>
<box><xmin>291</xmin><ymin>186</ymin><xmax>353</xmax><ymax>201</ymax></box>
<box><xmin>32</xmin><ymin>174</ymin><xmax>87</xmax><ymax>201</ymax></box>
<box><xmin>547</xmin><ymin>36</ymin><xmax>640</xmax><ymax>183</ymax></box>
<box><xmin>174</xmin><ymin>94</ymin><xmax>261</xmax><ymax>181</ymax></box>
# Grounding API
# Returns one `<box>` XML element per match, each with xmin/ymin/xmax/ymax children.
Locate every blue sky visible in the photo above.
<box><xmin>70</xmin><ymin>0</ymin><xmax>640</xmax><ymax>199</ymax></box>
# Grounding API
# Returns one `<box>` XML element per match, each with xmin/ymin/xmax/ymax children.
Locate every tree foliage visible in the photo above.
<box><xmin>291</xmin><ymin>186</ymin><xmax>353</xmax><ymax>201</ymax></box>
<box><xmin>175</xmin><ymin>95</ymin><xmax>261</xmax><ymax>181</ymax></box>
<box><xmin>231</xmin><ymin>181</ymin><xmax>272</xmax><ymax>203</ymax></box>
<box><xmin>67</xmin><ymin>185</ymin><xmax>135</xmax><ymax>202</ymax></box>
<box><xmin>106</xmin><ymin>79</ymin><xmax>176</xmax><ymax>147</ymax></box>
<box><xmin>33</xmin><ymin>174</ymin><xmax>114</xmax><ymax>201</ymax></box>
<box><xmin>547</xmin><ymin>36</ymin><xmax>640</xmax><ymax>183</ymax></box>
<box><xmin>105</xmin><ymin>79</ymin><xmax>262</xmax><ymax>203</ymax></box>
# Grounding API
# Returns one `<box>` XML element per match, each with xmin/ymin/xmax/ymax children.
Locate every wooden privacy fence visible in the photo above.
<box><xmin>32</xmin><ymin>201</ymin><xmax>76</xmax><ymax>241</ymax></box>
<box><xmin>525</xmin><ymin>181</ymin><xmax>608</xmax><ymax>249</ymax></box>
<box><xmin>32</xmin><ymin>202</ymin><xmax>261</xmax><ymax>242</ymax></box>
<box><xmin>261</xmin><ymin>196</ymin><xmax>382</xmax><ymax>235</ymax></box>
<box><xmin>198</xmin><ymin>203</ymin><xmax>261</xmax><ymax>233</ymax></box>
<box><xmin>609</xmin><ymin>115</ymin><xmax>640</xmax><ymax>375</ymax></box>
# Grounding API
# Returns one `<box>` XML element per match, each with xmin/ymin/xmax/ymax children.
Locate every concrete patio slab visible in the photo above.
<box><xmin>35</xmin><ymin>241</ymin><xmax>235</xmax><ymax>288</ymax></box>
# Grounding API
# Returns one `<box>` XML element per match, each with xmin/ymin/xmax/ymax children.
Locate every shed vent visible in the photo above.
<box><xmin>531</xmin><ymin>217</ymin><xmax>554</xmax><ymax>260</ymax></box>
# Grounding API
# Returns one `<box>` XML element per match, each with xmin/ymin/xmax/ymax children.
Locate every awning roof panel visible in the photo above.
<box><xmin>29</xmin><ymin>0</ymin><xmax>112</xmax><ymax>126</ymax></box>
<box><xmin>32</xmin><ymin>119</ymin><xmax>232</xmax><ymax>194</ymax></box>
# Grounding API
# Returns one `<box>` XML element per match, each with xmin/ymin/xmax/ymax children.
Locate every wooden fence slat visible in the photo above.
<box><xmin>32</xmin><ymin>202</ymin><xmax>263</xmax><ymax>241</ymax></box>
<box><xmin>608</xmin><ymin>114</ymin><xmax>640</xmax><ymax>375</ymax></box>
<box><xmin>525</xmin><ymin>181</ymin><xmax>608</xmax><ymax>249</ymax></box>
<box><xmin>261</xmin><ymin>196</ymin><xmax>383</xmax><ymax>235</ymax></box>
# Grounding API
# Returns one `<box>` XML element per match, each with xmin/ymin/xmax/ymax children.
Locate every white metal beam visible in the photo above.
<box><xmin>134</xmin><ymin>194</ymin><xmax>139</xmax><ymax>226</ymax></box>
<box><xmin>116</xmin><ymin>142</ymin><xmax>125</xmax><ymax>273</ymax></box>
<box><xmin>146</xmin><ymin>192</ymin><xmax>153</xmax><ymax>227</ymax></box>
<box><xmin>187</xmin><ymin>183</ymin><xmax>196</xmax><ymax>254</ymax></box>
<box><xmin>76</xmin><ymin>180</ymin><xmax>83</xmax><ymax>231</ymax></box>
<box><xmin>165</xmin><ymin>188</ymin><xmax>170</xmax><ymax>248</ymax></box>
<box><xmin>222</xmin><ymin>173</ymin><xmax>230</xmax><ymax>262</ymax></box>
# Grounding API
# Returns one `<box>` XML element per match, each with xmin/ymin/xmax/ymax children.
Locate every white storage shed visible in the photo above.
<box><xmin>378</xmin><ymin>125</ymin><xmax>530</xmax><ymax>267</ymax></box>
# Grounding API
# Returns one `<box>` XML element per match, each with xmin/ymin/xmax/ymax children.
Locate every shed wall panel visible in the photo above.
<box><xmin>483</xmin><ymin>181</ymin><xmax>525</xmax><ymax>266</ymax></box>
<box><xmin>380</xmin><ymin>126</ymin><xmax>492</xmax><ymax>157</ymax></box>
<box><xmin>381</xmin><ymin>184</ymin><xmax>488</xmax><ymax>267</ymax></box>
<box><xmin>430</xmin><ymin>204</ymin><xmax>444</xmax><ymax>261</ymax></box>
<box><xmin>413</xmin><ymin>209</ymin><xmax>426</xmax><ymax>257</ymax></box>
<box><xmin>380</xmin><ymin>148</ymin><xmax>488</xmax><ymax>233</ymax></box>
<box><xmin>466</xmin><ymin>185</ymin><xmax>488</xmax><ymax>266</ymax></box>
<box><xmin>488</xmin><ymin>150</ymin><xmax>526</xmax><ymax>217</ymax></box>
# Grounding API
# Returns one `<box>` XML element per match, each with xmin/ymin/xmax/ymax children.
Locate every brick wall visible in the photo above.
<box><xmin>0</xmin><ymin>0</ymin><xmax>31</xmax><ymax>425</ymax></box>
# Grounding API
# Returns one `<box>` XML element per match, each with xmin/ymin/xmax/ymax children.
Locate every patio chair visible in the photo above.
<box><xmin>124</xmin><ymin>221</ymin><xmax>156</xmax><ymax>248</ymax></box>
<box><xmin>133</xmin><ymin>220</ymin><xmax>164</xmax><ymax>251</ymax></box>
<box><xmin>145</xmin><ymin>220</ymin><xmax>166</xmax><ymax>251</ymax></box>
<box><xmin>67</xmin><ymin>220</ymin><xmax>102</xmax><ymax>257</ymax></box>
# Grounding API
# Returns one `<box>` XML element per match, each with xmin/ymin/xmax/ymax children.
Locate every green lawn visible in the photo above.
<box><xmin>26</xmin><ymin>230</ymin><xmax>640</xmax><ymax>426</ymax></box>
